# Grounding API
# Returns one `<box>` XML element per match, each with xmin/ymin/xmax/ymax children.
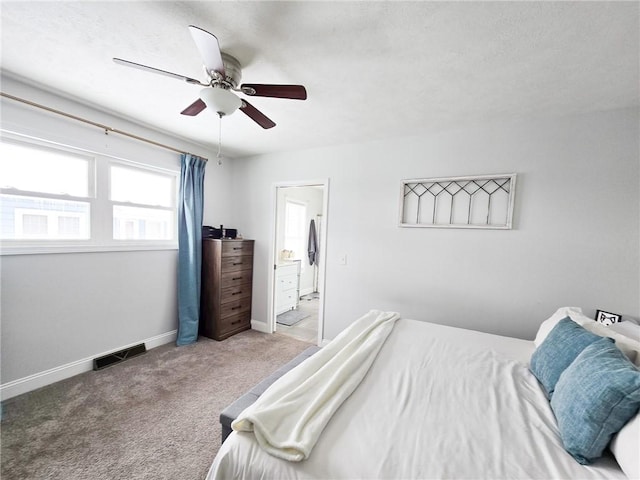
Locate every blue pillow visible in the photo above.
<box><xmin>529</xmin><ymin>317</ymin><xmax>601</xmax><ymax>398</ymax></box>
<box><xmin>551</xmin><ymin>337</ymin><xmax>640</xmax><ymax>464</ymax></box>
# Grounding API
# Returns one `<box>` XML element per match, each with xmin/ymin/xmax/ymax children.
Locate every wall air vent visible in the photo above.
<box><xmin>93</xmin><ymin>343</ymin><xmax>147</xmax><ymax>371</ymax></box>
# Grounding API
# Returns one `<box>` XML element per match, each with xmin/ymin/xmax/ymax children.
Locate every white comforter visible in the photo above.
<box><xmin>208</xmin><ymin>317</ymin><xmax>625</xmax><ymax>479</ymax></box>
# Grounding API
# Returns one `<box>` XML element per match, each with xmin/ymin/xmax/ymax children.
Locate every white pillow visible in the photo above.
<box><xmin>534</xmin><ymin>307</ymin><xmax>588</xmax><ymax>346</ymax></box>
<box><xmin>608</xmin><ymin>320</ymin><xmax>640</xmax><ymax>342</ymax></box>
<box><xmin>610</xmin><ymin>413</ymin><xmax>640</xmax><ymax>480</ymax></box>
<box><xmin>534</xmin><ymin>307</ymin><xmax>640</xmax><ymax>365</ymax></box>
<box><xmin>582</xmin><ymin>321</ymin><xmax>640</xmax><ymax>366</ymax></box>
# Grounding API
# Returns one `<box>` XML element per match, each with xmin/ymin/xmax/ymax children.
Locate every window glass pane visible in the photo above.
<box><xmin>284</xmin><ymin>201</ymin><xmax>306</xmax><ymax>260</ymax></box>
<box><xmin>0</xmin><ymin>194</ymin><xmax>90</xmax><ymax>239</ymax></box>
<box><xmin>0</xmin><ymin>140</ymin><xmax>89</xmax><ymax>197</ymax></box>
<box><xmin>23</xmin><ymin>214</ymin><xmax>48</xmax><ymax>235</ymax></box>
<box><xmin>110</xmin><ymin>165</ymin><xmax>173</xmax><ymax>207</ymax></box>
<box><xmin>58</xmin><ymin>216</ymin><xmax>81</xmax><ymax>236</ymax></box>
<box><xmin>113</xmin><ymin>205</ymin><xmax>174</xmax><ymax>240</ymax></box>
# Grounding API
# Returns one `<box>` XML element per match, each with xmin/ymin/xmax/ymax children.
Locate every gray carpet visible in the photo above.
<box><xmin>276</xmin><ymin>310</ymin><xmax>310</xmax><ymax>326</ymax></box>
<box><xmin>1</xmin><ymin>330</ymin><xmax>311</xmax><ymax>480</ymax></box>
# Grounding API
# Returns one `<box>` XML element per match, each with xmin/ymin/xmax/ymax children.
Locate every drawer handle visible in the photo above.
<box><xmin>233</xmin><ymin>247</ymin><xmax>242</xmax><ymax>250</ymax></box>
<box><xmin>232</xmin><ymin>262</ymin><xmax>242</xmax><ymax>266</ymax></box>
<box><xmin>231</xmin><ymin>305</ymin><xmax>241</xmax><ymax>310</ymax></box>
<box><xmin>231</xmin><ymin>319</ymin><xmax>242</xmax><ymax>325</ymax></box>
<box><xmin>232</xmin><ymin>277</ymin><xmax>242</xmax><ymax>281</ymax></box>
<box><xmin>231</xmin><ymin>291</ymin><xmax>241</xmax><ymax>296</ymax></box>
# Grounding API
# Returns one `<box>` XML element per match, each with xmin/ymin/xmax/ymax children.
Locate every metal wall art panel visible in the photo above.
<box><xmin>399</xmin><ymin>174</ymin><xmax>516</xmax><ymax>229</ymax></box>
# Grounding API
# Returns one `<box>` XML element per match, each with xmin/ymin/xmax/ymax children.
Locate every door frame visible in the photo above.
<box><xmin>267</xmin><ymin>178</ymin><xmax>330</xmax><ymax>345</ymax></box>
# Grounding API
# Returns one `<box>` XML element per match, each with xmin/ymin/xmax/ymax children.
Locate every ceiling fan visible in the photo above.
<box><xmin>113</xmin><ymin>25</ymin><xmax>307</xmax><ymax>129</ymax></box>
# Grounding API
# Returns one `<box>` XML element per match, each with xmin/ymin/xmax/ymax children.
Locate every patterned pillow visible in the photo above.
<box><xmin>551</xmin><ymin>337</ymin><xmax>640</xmax><ymax>464</ymax></box>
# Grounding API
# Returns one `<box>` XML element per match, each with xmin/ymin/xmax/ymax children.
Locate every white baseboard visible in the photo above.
<box><xmin>299</xmin><ymin>287</ymin><xmax>314</xmax><ymax>297</ymax></box>
<box><xmin>251</xmin><ymin>319</ymin><xmax>271</xmax><ymax>333</ymax></box>
<box><xmin>0</xmin><ymin>330</ymin><xmax>177</xmax><ymax>401</ymax></box>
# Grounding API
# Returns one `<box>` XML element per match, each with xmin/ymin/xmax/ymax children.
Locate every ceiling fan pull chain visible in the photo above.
<box><xmin>217</xmin><ymin>113</ymin><xmax>223</xmax><ymax>166</ymax></box>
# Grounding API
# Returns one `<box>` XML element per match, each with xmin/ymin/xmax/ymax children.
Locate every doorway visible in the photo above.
<box><xmin>270</xmin><ymin>180</ymin><xmax>328</xmax><ymax>345</ymax></box>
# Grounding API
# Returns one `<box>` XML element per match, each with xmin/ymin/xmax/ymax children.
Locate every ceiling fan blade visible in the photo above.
<box><xmin>239</xmin><ymin>100</ymin><xmax>276</xmax><ymax>129</ymax></box>
<box><xmin>188</xmin><ymin>25</ymin><xmax>225</xmax><ymax>78</ymax></box>
<box><xmin>180</xmin><ymin>99</ymin><xmax>207</xmax><ymax>116</ymax></box>
<box><xmin>240</xmin><ymin>84</ymin><xmax>307</xmax><ymax>100</ymax></box>
<box><xmin>113</xmin><ymin>57</ymin><xmax>204</xmax><ymax>85</ymax></box>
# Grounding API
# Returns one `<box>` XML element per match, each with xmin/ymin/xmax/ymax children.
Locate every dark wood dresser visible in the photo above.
<box><xmin>200</xmin><ymin>239</ymin><xmax>254</xmax><ymax>340</ymax></box>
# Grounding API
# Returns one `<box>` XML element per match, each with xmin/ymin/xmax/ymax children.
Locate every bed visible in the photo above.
<box><xmin>207</xmin><ymin>308</ymin><xmax>640</xmax><ymax>480</ymax></box>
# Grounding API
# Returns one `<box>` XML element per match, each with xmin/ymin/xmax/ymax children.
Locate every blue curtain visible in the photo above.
<box><xmin>177</xmin><ymin>153</ymin><xmax>206</xmax><ymax>346</ymax></box>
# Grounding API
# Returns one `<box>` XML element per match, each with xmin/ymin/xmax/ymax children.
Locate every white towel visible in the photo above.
<box><xmin>232</xmin><ymin>309</ymin><xmax>400</xmax><ymax>461</ymax></box>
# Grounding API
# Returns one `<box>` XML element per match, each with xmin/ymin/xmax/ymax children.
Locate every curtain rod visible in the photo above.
<box><xmin>0</xmin><ymin>92</ymin><xmax>208</xmax><ymax>161</ymax></box>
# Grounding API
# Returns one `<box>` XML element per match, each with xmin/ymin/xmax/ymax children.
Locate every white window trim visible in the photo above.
<box><xmin>0</xmin><ymin>132</ymin><xmax>179</xmax><ymax>255</ymax></box>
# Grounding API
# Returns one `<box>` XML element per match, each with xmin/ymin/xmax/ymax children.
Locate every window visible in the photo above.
<box><xmin>0</xmin><ymin>135</ymin><xmax>178</xmax><ymax>254</ymax></box>
<box><xmin>283</xmin><ymin>199</ymin><xmax>307</xmax><ymax>268</ymax></box>
<box><xmin>110</xmin><ymin>164</ymin><xmax>175</xmax><ymax>241</ymax></box>
<box><xmin>1</xmin><ymin>140</ymin><xmax>92</xmax><ymax>242</ymax></box>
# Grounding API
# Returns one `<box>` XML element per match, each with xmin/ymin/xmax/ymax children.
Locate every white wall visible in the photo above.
<box><xmin>232</xmin><ymin>108</ymin><xmax>639</xmax><ymax>341</ymax></box>
<box><xmin>0</xmin><ymin>76</ymin><xmax>234</xmax><ymax>397</ymax></box>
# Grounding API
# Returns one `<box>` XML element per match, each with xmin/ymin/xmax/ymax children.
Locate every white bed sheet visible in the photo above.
<box><xmin>208</xmin><ymin>318</ymin><xmax>625</xmax><ymax>480</ymax></box>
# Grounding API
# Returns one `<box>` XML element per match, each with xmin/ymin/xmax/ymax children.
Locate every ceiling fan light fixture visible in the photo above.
<box><xmin>199</xmin><ymin>87</ymin><xmax>241</xmax><ymax>116</ymax></box>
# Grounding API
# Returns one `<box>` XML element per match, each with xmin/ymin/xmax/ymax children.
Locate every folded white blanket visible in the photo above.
<box><xmin>231</xmin><ymin>309</ymin><xmax>400</xmax><ymax>461</ymax></box>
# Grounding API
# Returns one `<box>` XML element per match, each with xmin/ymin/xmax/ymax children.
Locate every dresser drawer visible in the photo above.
<box><xmin>278</xmin><ymin>273</ymin><xmax>298</xmax><ymax>292</ymax></box>
<box><xmin>221</xmin><ymin>241</ymin><xmax>254</xmax><ymax>257</ymax></box>
<box><xmin>220</xmin><ymin>297</ymin><xmax>251</xmax><ymax>319</ymax></box>
<box><xmin>221</xmin><ymin>256</ymin><xmax>253</xmax><ymax>272</ymax></box>
<box><xmin>221</xmin><ymin>283</ymin><xmax>252</xmax><ymax>304</ymax></box>
<box><xmin>221</xmin><ymin>269</ymin><xmax>253</xmax><ymax>286</ymax></box>
<box><xmin>217</xmin><ymin>311</ymin><xmax>251</xmax><ymax>339</ymax></box>
<box><xmin>277</xmin><ymin>289</ymin><xmax>297</xmax><ymax>310</ymax></box>
<box><xmin>277</xmin><ymin>263</ymin><xmax>298</xmax><ymax>276</ymax></box>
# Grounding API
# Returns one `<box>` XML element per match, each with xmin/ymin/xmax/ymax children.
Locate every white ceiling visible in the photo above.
<box><xmin>1</xmin><ymin>1</ymin><xmax>638</xmax><ymax>159</ymax></box>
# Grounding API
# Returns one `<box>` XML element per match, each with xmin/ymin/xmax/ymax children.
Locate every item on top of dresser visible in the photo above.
<box><xmin>224</xmin><ymin>228</ymin><xmax>238</xmax><ymax>239</ymax></box>
<box><xmin>202</xmin><ymin>225</ymin><xmax>222</xmax><ymax>239</ymax></box>
<box><xmin>202</xmin><ymin>225</ymin><xmax>238</xmax><ymax>239</ymax></box>
<box><xmin>280</xmin><ymin>249</ymin><xmax>295</xmax><ymax>261</ymax></box>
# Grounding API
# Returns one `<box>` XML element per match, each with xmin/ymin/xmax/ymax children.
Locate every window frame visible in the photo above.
<box><xmin>0</xmin><ymin>133</ymin><xmax>179</xmax><ymax>255</ymax></box>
